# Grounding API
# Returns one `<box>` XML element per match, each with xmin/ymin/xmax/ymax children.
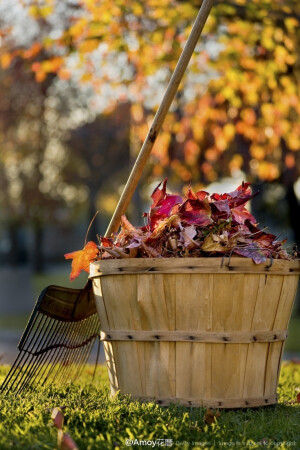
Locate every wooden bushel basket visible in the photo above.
<box><xmin>90</xmin><ymin>257</ymin><xmax>299</xmax><ymax>409</ymax></box>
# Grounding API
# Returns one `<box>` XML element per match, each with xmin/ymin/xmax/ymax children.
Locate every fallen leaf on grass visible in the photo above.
<box><xmin>291</xmin><ymin>358</ymin><xmax>300</xmax><ymax>364</ymax></box>
<box><xmin>57</xmin><ymin>430</ymin><xmax>79</xmax><ymax>450</ymax></box>
<box><xmin>51</xmin><ymin>408</ymin><xmax>79</xmax><ymax>450</ymax></box>
<box><xmin>51</xmin><ymin>407</ymin><xmax>64</xmax><ymax>429</ymax></box>
<box><xmin>204</xmin><ymin>409</ymin><xmax>221</xmax><ymax>425</ymax></box>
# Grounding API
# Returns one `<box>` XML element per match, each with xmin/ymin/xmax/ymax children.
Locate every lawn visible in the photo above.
<box><xmin>0</xmin><ymin>363</ymin><xmax>299</xmax><ymax>450</ymax></box>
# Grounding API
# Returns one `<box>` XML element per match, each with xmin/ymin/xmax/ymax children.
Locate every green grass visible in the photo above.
<box><xmin>0</xmin><ymin>363</ymin><xmax>299</xmax><ymax>450</ymax></box>
<box><xmin>286</xmin><ymin>315</ymin><xmax>300</xmax><ymax>353</ymax></box>
<box><xmin>33</xmin><ymin>271</ymin><xmax>87</xmax><ymax>295</ymax></box>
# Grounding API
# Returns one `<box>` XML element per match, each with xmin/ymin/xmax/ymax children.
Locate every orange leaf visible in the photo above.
<box><xmin>64</xmin><ymin>241</ymin><xmax>98</xmax><ymax>280</ymax></box>
<box><xmin>58</xmin><ymin>68</ymin><xmax>71</xmax><ymax>80</ymax></box>
<box><xmin>1</xmin><ymin>53</ymin><xmax>12</xmax><ymax>69</ymax></box>
<box><xmin>31</xmin><ymin>62</ymin><xmax>41</xmax><ymax>72</ymax></box>
<box><xmin>23</xmin><ymin>42</ymin><xmax>42</xmax><ymax>59</ymax></box>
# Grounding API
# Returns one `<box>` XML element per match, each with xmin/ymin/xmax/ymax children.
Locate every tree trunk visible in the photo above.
<box><xmin>285</xmin><ymin>184</ymin><xmax>300</xmax><ymax>315</ymax></box>
<box><xmin>32</xmin><ymin>220</ymin><xmax>44</xmax><ymax>273</ymax></box>
<box><xmin>8</xmin><ymin>223</ymin><xmax>19</xmax><ymax>266</ymax></box>
<box><xmin>286</xmin><ymin>184</ymin><xmax>300</xmax><ymax>248</ymax></box>
<box><xmin>130</xmin><ymin>187</ymin><xmax>143</xmax><ymax>227</ymax></box>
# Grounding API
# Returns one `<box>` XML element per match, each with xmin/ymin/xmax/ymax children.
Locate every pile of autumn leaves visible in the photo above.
<box><xmin>65</xmin><ymin>180</ymin><xmax>290</xmax><ymax>280</ymax></box>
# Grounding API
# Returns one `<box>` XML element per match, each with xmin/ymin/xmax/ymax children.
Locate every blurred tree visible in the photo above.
<box><xmin>1</xmin><ymin>0</ymin><xmax>300</xmax><ymax>248</ymax></box>
<box><xmin>65</xmin><ymin>102</ymin><xmax>131</xmax><ymax>236</ymax></box>
<box><xmin>0</xmin><ymin>40</ymin><xmax>89</xmax><ymax>270</ymax></box>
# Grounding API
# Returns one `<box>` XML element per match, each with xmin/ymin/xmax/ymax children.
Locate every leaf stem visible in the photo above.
<box><xmin>84</xmin><ymin>211</ymin><xmax>100</xmax><ymax>246</ymax></box>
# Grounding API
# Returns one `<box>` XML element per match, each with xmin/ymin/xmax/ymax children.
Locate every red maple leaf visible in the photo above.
<box><xmin>228</xmin><ymin>182</ymin><xmax>258</xmax><ymax>208</ymax></box>
<box><xmin>179</xmin><ymin>197</ymin><xmax>212</xmax><ymax>226</ymax></box>
<box><xmin>150</xmin><ymin>178</ymin><xmax>168</xmax><ymax>209</ymax></box>
<box><xmin>211</xmin><ymin>199</ymin><xmax>231</xmax><ymax>220</ymax></box>
<box><xmin>68</xmin><ymin>179</ymin><xmax>290</xmax><ymax>264</ymax></box>
<box><xmin>186</xmin><ymin>186</ymin><xmax>209</xmax><ymax>201</ymax></box>
<box><xmin>64</xmin><ymin>241</ymin><xmax>99</xmax><ymax>280</ymax></box>
<box><xmin>231</xmin><ymin>205</ymin><xmax>256</xmax><ymax>224</ymax></box>
<box><xmin>147</xmin><ymin>179</ymin><xmax>182</xmax><ymax>229</ymax></box>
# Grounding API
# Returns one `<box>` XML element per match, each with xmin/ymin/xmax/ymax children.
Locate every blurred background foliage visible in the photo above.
<box><xmin>0</xmin><ymin>0</ymin><xmax>299</xmax><ymax>333</ymax></box>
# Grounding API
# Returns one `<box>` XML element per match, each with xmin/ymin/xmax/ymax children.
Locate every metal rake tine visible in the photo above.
<box><xmin>60</xmin><ymin>321</ymin><xmax>88</xmax><ymax>382</ymax></box>
<box><xmin>4</xmin><ymin>291</ymin><xmax>49</xmax><ymax>392</ymax></box>
<box><xmin>75</xmin><ymin>334</ymin><xmax>98</xmax><ymax>382</ymax></box>
<box><xmin>37</xmin><ymin>347</ymin><xmax>60</xmax><ymax>388</ymax></box>
<box><xmin>18</xmin><ymin>287</ymin><xmax>49</xmax><ymax>349</ymax></box>
<box><xmin>15</xmin><ymin>316</ymin><xmax>64</xmax><ymax>393</ymax></box>
<box><xmin>70</xmin><ymin>315</ymin><xmax>99</xmax><ymax>381</ymax></box>
<box><xmin>1</xmin><ymin>283</ymin><xmax>100</xmax><ymax>394</ymax></box>
<box><xmin>54</xmin><ymin>320</ymin><xmax>85</xmax><ymax>386</ymax></box>
<box><xmin>19</xmin><ymin>318</ymin><xmax>68</xmax><ymax>392</ymax></box>
<box><xmin>73</xmin><ymin>340</ymin><xmax>95</xmax><ymax>382</ymax></box>
<box><xmin>71</xmin><ymin>314</ymin><xmax>99</xmax><ymax>376</ymax></box>
<box><xmin>15</xmin><ymin>316</ymin><xmax>59</xmax><ymax>393</ymax></box>
<box><xmin>0</xmin><ymin>351</ymin><xmax>26</xmax><ymax>392</ymax></box>
<box><xmin>67</xmin><ymin>317</ymin><xmax>95</xmax><ymax>373</ymax></box>
<box><xmin>52</xmin><ymin>318</ymin><xmax>89</xmax><ymax>386</ymax></box>
<box><xmin>20</xmin><ymin>318</ymin><xmax>78</xmax><ymax>392</ymax></box>
<box><xmin>59</xmin><ymin>316</ymin><xmax>97</xmax><ymax>384</ymax></box>
<box><xmin>40</xmin><ymin>320</ymin><xmax>76</xmax><ymax>387</ymax></box>
<box><xmin>59</xmin><ymin>315</ymin><xmax>99</xmax><ymax>384</ymax></box>
<box><xmin>33</xmin><ymin>320</ymin><xmax>70</xmax><ymax>388</ymax></box>
<box><xmin>5</xmin><ymin>315</ymin><xmax>50</xmax><ymax>393</ymax></box>
<box><xmin>92</xmin><ymin>335</ymin><xmax>101</xmax><ymax>383</ymax></box>
<box><xmin>76</xmin><ymin>315</ymin><xmax>101</xmax><ymax>381</ymax></box>
<box><xmin>30</xmin><ymin>318</ymin><xmax>68</xmax><ymax>387</ymax></box>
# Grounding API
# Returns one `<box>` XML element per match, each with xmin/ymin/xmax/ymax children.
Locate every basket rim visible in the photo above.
<box><xmin>89</xmin><ymin>257</ymin><xmax>300</xmax><ymax>277</ymax></box>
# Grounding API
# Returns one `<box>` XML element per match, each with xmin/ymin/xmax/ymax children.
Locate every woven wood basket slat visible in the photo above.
<box><xmin>90</xmin><ymin>258</ymin><xmax>299</xmax><ymax>408</ymax></box>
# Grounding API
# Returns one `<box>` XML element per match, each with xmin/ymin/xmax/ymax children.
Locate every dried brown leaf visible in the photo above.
<box><xmin>51</xmin><ymin>407</ymin><xmax>64</xmax><ymax>429</ymax></box>
<box><xmin>57</xmin><ymin>430</ymin><xmax>79</xmax><ymax>450</ymax></box>
<box><xmin>204</xmin><ymin>409</ymin><xmax>221</xmax><ymax>425</ymax></box>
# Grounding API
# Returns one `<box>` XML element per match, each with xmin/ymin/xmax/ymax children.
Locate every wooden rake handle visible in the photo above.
<box><xmin>105</xmin><ymin>0</ymin><xmax>214</xmax><ymax>237</ymax></box>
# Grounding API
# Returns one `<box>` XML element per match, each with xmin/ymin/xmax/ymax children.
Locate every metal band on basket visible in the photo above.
<box><xmin>100</xmin><ymin>329</ymin><xmax>288</xmax><ymax>343</ymax></box>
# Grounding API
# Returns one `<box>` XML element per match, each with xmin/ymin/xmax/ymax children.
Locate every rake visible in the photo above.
<box><xmin>0</xmin><ymin>0</ymin><xmax>214</xmax><ymax>394</ymax></box>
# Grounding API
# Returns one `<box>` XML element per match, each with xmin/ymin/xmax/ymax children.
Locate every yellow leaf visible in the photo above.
<box><xmin>202</xmin><ymin>234</ymin><xmax>229</xmax><ymax>252</ymax></box>
<box><xmin>80</xmin><ymin>73</ymin><xmax>93</xmax><ymax>83</ymax></box>
<box><xmin>29</xmin><ymin>5</ymin><xmax>39</xmax><ymax>17</ymax></box>
<box><xmin>42</xmin><ymin>57</ymin><xmax>63</xmax><ymax>73</ymax></box>
<box><xmin>0</xmin><ymin>53</ymin><xmax>12</xmax><ymax>69</ymax></box>
<box><xmin>250</xmin><ymin>145</ymin><xmax>265</xmax><ymax>161</ymax></box>
<box><xmin>223</xmin><ymin>123</ymin><xmax>235</xmax><ymax>141</ymax></box>
<box><xmin>78</xmin><ymin>39</ymin><xmax>100</xmax><ymax>53</ymax></box>
<box><xmin>40</xmin><ymin>6</ymin><xmax>54</xmax><ymax>17</ymax></box>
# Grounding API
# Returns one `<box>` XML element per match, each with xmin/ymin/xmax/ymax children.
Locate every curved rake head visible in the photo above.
<box><xmin>1</xmin><ymin>281</ymin><xmax>100</xmax><ymax>394</ymax></box>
